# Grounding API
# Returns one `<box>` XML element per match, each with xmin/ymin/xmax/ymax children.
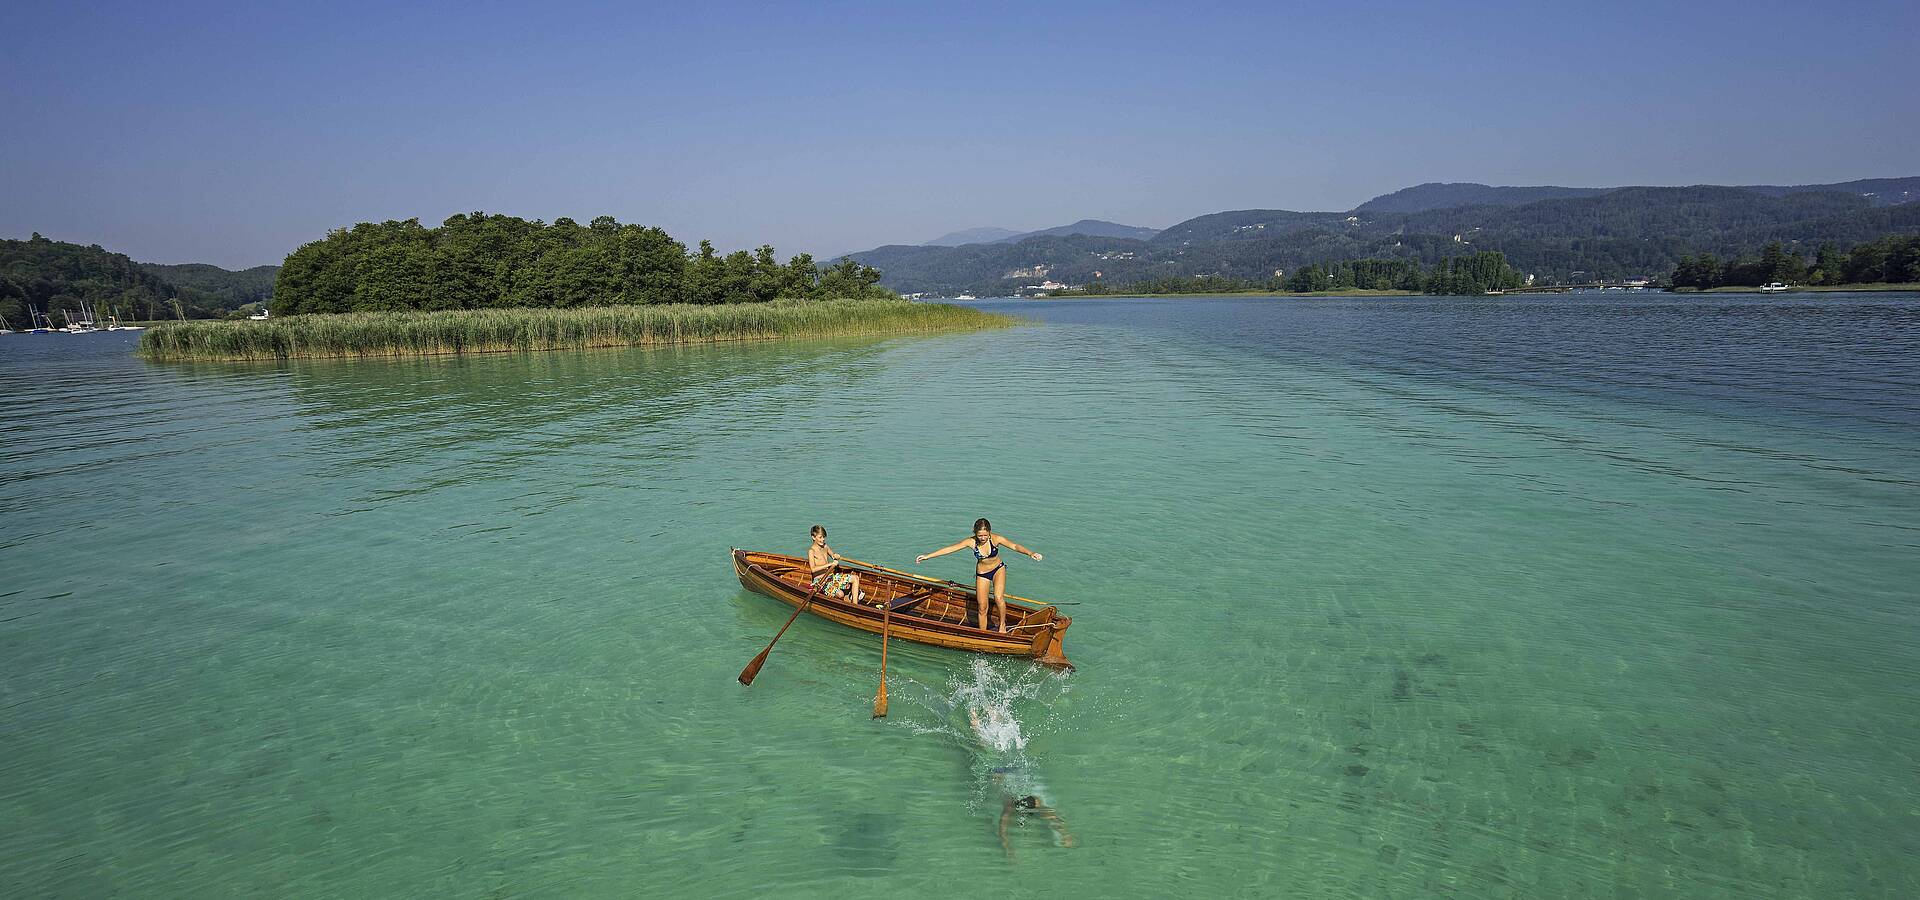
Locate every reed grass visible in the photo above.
<box><xmin>137</xmin><ymin>300</ymin><xmax>1013</xmax><ymax>361</ymax></box>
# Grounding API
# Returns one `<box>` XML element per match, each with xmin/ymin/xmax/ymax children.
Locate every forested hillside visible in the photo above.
<box><xmin>139</xmin><ymin>262</ymin><xmax>278</xmax><ymax>309</ymax></box>
<box><xmin>1006</xmin><ymin>220</ymin><xmax>1159</xmax><ymax>242</ymax></box>
<box><xmin>1</xmin><ymin>234</ymin><xmax>236</xmax><ymax>323</ymax></box>
<box><xmin>1738</xmin><ymin>176</ymin><xmax>1920</xmax><ymax>207</ymax></box>
<box><xmin>849</xmin><ymin>178</ymin><xmax>1920</xmax><ymax>295</ymax></box>
<box><xmin>1353</xmin><ymin>183</ymin><xmax>1607</xmax><ymax>214</ymax></box>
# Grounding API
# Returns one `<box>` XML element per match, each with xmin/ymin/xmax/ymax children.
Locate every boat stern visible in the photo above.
<box><xmin>1023</xmin><ymin>607</ymin><xmax>1074</xmax><ymax>671</ymax></box>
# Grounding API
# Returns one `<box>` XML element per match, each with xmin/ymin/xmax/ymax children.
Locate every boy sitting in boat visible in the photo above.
<box><xmin>807</xmin><ymin>525</ymin><xmax>867</xmax><ymax>604</ymax></box>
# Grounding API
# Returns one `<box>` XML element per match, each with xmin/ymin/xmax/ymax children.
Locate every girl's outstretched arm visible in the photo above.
<box><xmin>995</xmin><ymin>534</ymin><xmax>1042</xmax><ymax>561</ymax></box>
<box><xmin>915</xmin><ymin>540</ymin><xmax>971</xmax><ymax>564</ymax></box>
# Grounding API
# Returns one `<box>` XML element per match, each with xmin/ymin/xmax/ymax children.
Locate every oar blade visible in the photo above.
<box><xmin>738</xmin><ymin>593</ymin><xmax>814</xmax><ymax>688</ymax></box>
<box><xmin>872</xmin><ymin>684</ymin><xmax>888</xmax><ymax>718</ymax></box>
<box><xmin>738</xmin><ymin>649</ymin><xmax>770</xmax><ymax>686</ymax></box>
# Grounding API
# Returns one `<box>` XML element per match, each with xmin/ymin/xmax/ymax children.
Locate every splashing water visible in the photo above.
<box><xmin>891</xmin><ymin>658</ymin><xmax>1073</xmax><ymax>812</ymax></box>
<box><xmin>970</xmin><ymin>704</ymin><xmax>1027</xmax><ymax>753</ymax></box>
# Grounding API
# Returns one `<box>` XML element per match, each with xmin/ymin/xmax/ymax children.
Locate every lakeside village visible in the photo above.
<box><xmin>899</xmin><ymin>264</ymin><xmax>1671</xmax><ymax>300</ymax></box>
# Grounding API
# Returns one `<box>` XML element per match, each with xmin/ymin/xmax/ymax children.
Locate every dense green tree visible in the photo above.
<box><xmin>1286</xmin><ymin>264</ymin><xmax>1334</xmax><ymax>292</ymax></box>
<box><xmin>265</xmin><ymin>216</ymin><xmax>888</xmax><ymax>313</ymax></box>
<box><xmin>783</xmin><ymin>253</ymin><xmax>821</xmax><ymax>300</ymax></box>
<box><xmin>1668</xmin><ymin>235</ymin><xmax>1920</xmax><ymax>288</ymax></box>
<box><xmin>719</xmin><ymin>250</ymin><xmax>756</xmax><ymax>303</ymax></box>
<box><xmin>1422</xmin><ymin>252</ymin><xmax>1524</xmax><ymax>294</ymax></box>
<box><xmin>1886</xmin><ymin>237</ymin><xmax>1920</xmax><ymax>283</ymax></box>
<box><xmin>816</xmin><ymin>258</ymin><xmax>884</xmax><ymax>299</ymax></box>
<box><xmin>1809</xmin><ymin>244</ymin><xmax>1844</xmax><ymax>285</ymax></box>
<box><xmin>1758</xmin><ymin>242</ymin><xmax>1807</xmax><ymax>283</ymax></box>
<box><xmin>608</xmin><ymin>225</ymin><xmax>687</xmax><ymax>304</ymax></box>
<box><xmin>683</xmin><ymin>240</ymin><xmax>726</xmax><ymax>305</ymax></box>
<box><xmin>351</xmin><ymin>222</ymin><xmax>434</xmax><ymax>311</ymax></box>
<box><xmin>748</xmin><ymin>246</ymin><xmax>784</xmax><ymax>303</ymax></box>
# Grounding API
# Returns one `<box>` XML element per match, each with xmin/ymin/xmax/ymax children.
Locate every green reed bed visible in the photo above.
<box><xmin>137</xmin><ymin>300</ymin><xmax>1012</xmax><ymax>361</ymax></box>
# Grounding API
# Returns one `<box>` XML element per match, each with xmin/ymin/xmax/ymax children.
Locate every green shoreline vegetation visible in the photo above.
<box><xmin>1683</xmin><ymin>282</ymin><xmax>1920</xmax><ymax>292</ymax></box>
<box><xmin>1670</xmin><ymin>235</ymin><xmax>1920</xmax><ymax>289</ymax></box>
<box><xmin>137</xmin><ymin>300</ymin><xmax>1011</xmax><ymax>361</ymax></box>
<box><xmin>134</xmin><ymin>212</ymin><xmax>1018</xmax><ymax>360</ymax></box>
<box><xmin>272</xmin><ymin>212</ymin><xmax>895</xmax><ymax>313</ymax></box>
<box><xmin>1073</xmin><ymin>252</ymin><xmax>1526</xmax><ymax>297</ymax></box>
<box><xmin>1045</xmin><ymin>288</ymin><xmax>1418</xmax><ymax>299</ymax></box>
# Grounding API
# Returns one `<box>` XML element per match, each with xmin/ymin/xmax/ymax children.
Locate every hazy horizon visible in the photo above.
<box><xmin>4</xmin><ymin>0</ymin><xmax>1917</xmax><ymax>270</ymax></box>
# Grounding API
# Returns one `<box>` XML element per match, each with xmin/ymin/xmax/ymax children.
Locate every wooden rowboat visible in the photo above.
<box><xmin>731</xmin><ymin>549</ymin><xmax>1073</xmax><ymax>670</ymax></box>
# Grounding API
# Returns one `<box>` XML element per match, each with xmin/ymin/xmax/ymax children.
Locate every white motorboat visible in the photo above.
<box><xmin>1759</xmin><ymin>282</ymin><xmax>1789</xmax><ymax>293</ymax></box>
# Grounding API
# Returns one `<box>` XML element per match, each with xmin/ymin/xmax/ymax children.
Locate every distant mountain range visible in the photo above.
<box><xmin>848</xmin><ymin>176</ymin><xmax>1920</xmax><ymax>294</ymax></box>
<box><xmin>916</xmin><ymin>219</ymin><xmax>1160</xmax><ymax>249</ymax></box>
<box><xmin>1353</xmin><ymin>184</ymin><xmax>1609</xmax><ymax>214</ymax></box>
<box><xmin>1355</xmin><ymin>177</ymin><xmax>1920</xmax><ymax>214</ymax></box>
<box><xmin>922</xmin><ymin>227</ymin><xmax>1026</xmax><ymax>246</ymax></box>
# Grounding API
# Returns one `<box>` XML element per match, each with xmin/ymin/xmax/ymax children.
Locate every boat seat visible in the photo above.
<box><xmin>886</xmin><ymin>589</ymin><xmax>933</xmax><ymax>613</ymax></box>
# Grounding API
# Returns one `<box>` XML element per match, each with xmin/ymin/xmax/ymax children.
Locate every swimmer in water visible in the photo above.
<box><xmin>969</xmin><ymin>704</ymin><xmax>1075</xmax><ymax>858</ymax></box>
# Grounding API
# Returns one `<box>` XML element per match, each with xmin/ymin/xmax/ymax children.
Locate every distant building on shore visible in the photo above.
<box><xmin>1018</xmin><ymin>280</ymin><xmax>1077</xmax><ymax>297</ymax></box>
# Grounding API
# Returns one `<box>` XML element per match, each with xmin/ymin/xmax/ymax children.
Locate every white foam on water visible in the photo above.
<box><xmin>889</xmin><ymin>658</ymin><xmax>1074</xmax><ymax>813</ymax></box>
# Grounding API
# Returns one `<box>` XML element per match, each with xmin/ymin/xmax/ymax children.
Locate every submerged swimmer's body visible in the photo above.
<box><xmin>968</xmin><ymin>704</ymin><xmax>1074</xmax><ymax>857</ymax></box>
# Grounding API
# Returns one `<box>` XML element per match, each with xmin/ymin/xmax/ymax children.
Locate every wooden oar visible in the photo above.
<box><xmin>836</xmin><ymin>555</ymin><xmax>1058</xmax><ymax>609</ymax></box>
<box><xmin>836</xmin><ymin>555</ymin><xmax>1003</xmax><ymax>596</ymax></box>
<box><xmin>738</xmin><ymin>577</ymin><xmax>830</xmax><ymax>686</ymax></box>
<box><xmin>873</xmin><ymin>590</ymin><xmax>892</xmax><ymax>718</ymax></box>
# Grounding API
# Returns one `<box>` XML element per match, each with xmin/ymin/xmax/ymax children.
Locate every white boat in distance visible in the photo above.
<box><xmin>62</xmin><ymin>301</ymin><xmax>102</xmax><ymax>333</ymax></box>
<box><xmin>1759</xmin><ymin>282</ymin><xmax>1790</xmax><ymax>293</ymax></box>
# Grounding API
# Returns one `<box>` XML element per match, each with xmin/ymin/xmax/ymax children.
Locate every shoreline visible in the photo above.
<box><xmin>1033</xmin><ymin>289</ymin><xmax>1420</xmax><ymax>299</ymax></box>
<box><xmin>1672</xmin><ymin>283</ymin><xmax>1920</xmax><ymax>293</ymax></box>
<box><xmin>1041</xmin><ymin>283</ymin><xmax>1920</xmax><ymax>300</ymax></box>
<box><xmin>136</xmin><ymin>300</ymin><xmax>1012</xmax><ymax>361</ymax></box>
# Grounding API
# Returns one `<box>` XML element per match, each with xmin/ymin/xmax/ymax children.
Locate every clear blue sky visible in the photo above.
<box><xmin>3</xmin><ymin>0</ymin><xmax>1916</xmax><ymax>268</ymax></box>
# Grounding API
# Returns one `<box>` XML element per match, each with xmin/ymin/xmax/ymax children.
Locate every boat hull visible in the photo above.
<box><xmin>731</xmin><ymin>549</ymin><xmax>1072</xmax><ymax>669</ymax></box>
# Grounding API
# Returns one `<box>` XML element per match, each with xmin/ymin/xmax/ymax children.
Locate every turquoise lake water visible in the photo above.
<box><xmin>3</xmin><ymin>293</ymin><xmax>1917</xmax><ymax>897</ymax></box>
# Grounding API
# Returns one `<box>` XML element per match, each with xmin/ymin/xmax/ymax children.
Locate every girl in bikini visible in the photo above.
<box><xmin>916</xmin><ymin>518</ymin><xmax>1041</xmax><ymax>632</ymax></box>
